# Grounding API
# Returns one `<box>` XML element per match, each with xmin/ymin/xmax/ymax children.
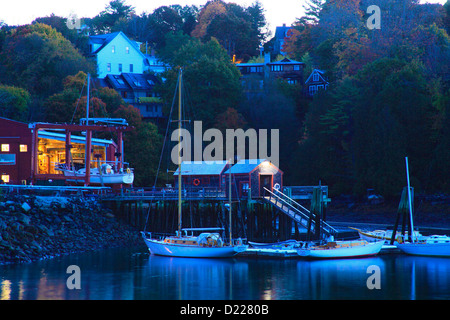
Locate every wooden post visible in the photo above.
<box><xmin>390</xmin><ymin>187</ymin><xmax>414</xmax><ymax>245</ymax></box>
<box><xmin>84</xmin><ymin>130</ymin><xmax>92</xmax><ymax>186</ymax></box>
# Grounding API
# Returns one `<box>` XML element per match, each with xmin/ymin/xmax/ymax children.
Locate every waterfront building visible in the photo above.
<box><xmin>0</xmin><ymin>117</ymin><xmax>130</xmax><ymax>185</ymax></box>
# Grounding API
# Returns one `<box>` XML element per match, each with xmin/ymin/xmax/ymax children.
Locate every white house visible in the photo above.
<box><xmin>88</xmin><ymin>32</ymin><xmax>147</xmax><ymax>78</ymax></box>
<box><xmin>88</xmin><ymin>32</ymin><xmax>168</xmax><ymax>78</ymax></box>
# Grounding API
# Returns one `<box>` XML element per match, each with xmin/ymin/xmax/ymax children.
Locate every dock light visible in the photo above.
<box><xmin>261</xmin><ymin>161</ymin><xmax>271</xmax><ymax>168</ymax></box>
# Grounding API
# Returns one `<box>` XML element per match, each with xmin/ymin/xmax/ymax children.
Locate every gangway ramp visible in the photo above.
<box><xmin>262</xmin><ymin>187</ymin><xmax>337</xmax><ymax>238</ymax></box>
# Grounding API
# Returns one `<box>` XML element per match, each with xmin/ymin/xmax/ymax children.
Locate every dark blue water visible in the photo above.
<box><xmin>1</xmin><ymin>246</ymin><xmax>449</xmax><ymax>300</ymax></box>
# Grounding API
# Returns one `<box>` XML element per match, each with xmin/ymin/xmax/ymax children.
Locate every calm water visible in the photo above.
<box><xmin>1</xmin><ymin>246</ymin><xmax>449</xmax><ymax>300</ymax></box>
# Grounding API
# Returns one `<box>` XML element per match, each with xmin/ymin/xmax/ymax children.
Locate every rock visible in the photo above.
<box><xmin>22</xmin><ymin>202</ymin><xmax>31</xmax><ymax>212</ymax></box>
<box><xmin>16</xmin><ymin>213</ymin><xmax>31</xmax><ymax>225</ymax></box>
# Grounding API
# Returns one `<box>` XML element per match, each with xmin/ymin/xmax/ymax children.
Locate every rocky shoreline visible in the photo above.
<box><xmin>0</xmin><ymin>194</ymin><xmax>143</xmax><ymax>265</ymax></box>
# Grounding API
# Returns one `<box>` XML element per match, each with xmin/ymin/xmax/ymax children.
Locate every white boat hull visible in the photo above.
<box><xmin>143</xmin><ymin>238</ymin><xmax>248</xmax><ymax>258</ymax></box>
<box><xmin>298</xmin><ymin>240</ymin><xmax>384</xmax><ymax>259</ymax></box>
<box><xmin>397</xmin><ymin>243</ymin><xmax>450</xmax><ymax>257</ymax></box>
<box><xmin>63</xmin><ymin>171</ymin><xmax>134</xmax><ymax>185</ymax></box>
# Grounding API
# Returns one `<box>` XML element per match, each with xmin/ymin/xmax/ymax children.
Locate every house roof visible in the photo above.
<box><xmin>89</xmin><ymin>31</ymin><xmax>143</xmax><ymax>57</ymax></box>
<box><xmin>268</xmin><ymin>57</ymin><xmax>304</xmax><ymax>65</ymax></box>
<box><xmin>275</xmin><ymin>25</ymin><xmax>291</xmax><ymax>40</ymax></box>
<box><xmin>305</xmin><ymin>69</ymin><xmax>329</xmax><ymax>84</ymax></box>
<box><xmin>174</xmin><ymin>161</ymin><xmax>229</xmax><ymax>176</ymax></box>
<box><xmin>224</xmin><ymin>159</ymin><xmax>268</xmax><ymax>174</ymax></box>
<box><xmin>103</xmin><ymin>73</ymin><xmax>160</xmax><ymax>91</ymax></box>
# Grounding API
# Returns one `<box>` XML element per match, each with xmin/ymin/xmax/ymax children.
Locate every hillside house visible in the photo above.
<box><xmin>94</xmin><ymin>73</ymin><xmax>163</xmax><ymax>119</ymax></box>
<box><xmin>237</xmin><ymin>54</ymin><xmax>305</xmax><ymax>97</ymax></box>
<box><xmin>305</xmin><ymin>69</ymin><xmax>329</xmax><ymax>96</ymax></box>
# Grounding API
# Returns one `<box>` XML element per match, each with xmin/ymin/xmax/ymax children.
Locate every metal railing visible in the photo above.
<box><xmin>263</xmin><ymin>187</ymin><xmax>337</xmax><ymax>236</ymax></box>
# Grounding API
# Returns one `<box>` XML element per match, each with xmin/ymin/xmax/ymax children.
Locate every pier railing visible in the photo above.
<box><xmin>107</xmin><ymin>186</ymin><xmax>227</xmax><ymax>201</ymax></box>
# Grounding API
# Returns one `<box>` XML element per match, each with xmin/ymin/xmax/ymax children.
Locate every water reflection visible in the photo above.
<box><xmin>1</xmin><ymin>248</ymin><xmax>450</xmax><ymax>300</ymax></box>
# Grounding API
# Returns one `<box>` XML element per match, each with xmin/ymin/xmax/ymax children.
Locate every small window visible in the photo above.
<box><xmin>107</xmin><ymin>63</ymin><xmax>111</xmax><ymax>72</ymax></box>
<box><xmin>1</xmin><ymin>144</ymin><xmax>9</xmax><ymax>152</ymax></box>
<box><xmin>119</xmin><ymin>63</ymin><xmax>122</xmax><ymax>72</ymax></box>
<box><xmin>313</xmin><ymin>73</ymin><xmax>319</xmax><ymax>82</ymax></box>
<box><xmin>129</xmin><ymin>64</ymin><xmax>134</xmax><ymax>72</ymax></box>
<box><xmin>126</xmin><ymin>46</ymin><xmax>130</xmax><ymax>54</ymax></box>
<box><xmin>0</xmin><ymin>154</ymin><xmax>15</xmax><ymax>165</ymax></box>
<box><xmin>20</xmin><ymin>144</ymin><xmax>27</xmax><ymax>152</ymax></box>
<box><xmin>112</xmin><ymin>45</ymin><xmax>115</xmax><ymax>53</ymax></box>
<box><xmin>1</xmin><ymin>174</ymin><xmax>9</xmax><ymax>183</ymax></box>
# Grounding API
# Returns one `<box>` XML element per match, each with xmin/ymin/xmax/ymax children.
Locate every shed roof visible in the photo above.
<box><xmin>224</xmin><ymin>159</ymin><xmax>268</xmax><ymax>174</ymax></box>
<box><xmin>38</xmin><ymin>130</ymin><xmax>114</xmax><ymax>147</ymax></box>
<box><xmin>174</xmin><ymin>161</ymin><xmax>229</xmax><ymax>176</ymax></box>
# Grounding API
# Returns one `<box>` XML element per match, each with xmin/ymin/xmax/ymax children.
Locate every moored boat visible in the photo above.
<box><xmin>141</xmin><ymin>69</ymin><xmax>248</xmax><ymax>258</ymax></box>
<box><xmin>58</xmin><ymin>165</ymin><xmax>134</xmax><ymax>185</ymax></box>
<box><xmin>248</xmin><ymin>239</ymin><xmax>301</xmax><ymax>249</ymax></box>
<box><xmin>395</xmin><ymin>157</ymin><xmax>450</xmax><ymax>257</ymax></box>
<box><xmin>350</xmin><ymin>227</ymin><xmax>423</xmax><ymax>244</ymax></box>
<box><xmin>397</xmin><ymin>235</ymin><xmax>450</xmax><ymax>257</ymax></box>
<box><xmin>141</xmin><ymin>228</ymin><xmax>247</xmax><ymax>258</ymax></box>
<box><xmin>297</xmin><ymin>239</ymin><xmax>384</xmax><ymax>259</ymax></box>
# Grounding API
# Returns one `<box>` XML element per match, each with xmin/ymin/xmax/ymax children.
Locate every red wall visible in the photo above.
<box><xmin>0</xmin><ymin>118</ymin><xmax>32</xmax><ymax>184</ymax></box>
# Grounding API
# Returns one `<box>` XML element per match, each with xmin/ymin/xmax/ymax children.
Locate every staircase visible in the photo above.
<box><xmin>262</xmin><ymin>187</ymin><xmax>337</xmax><ymax>238</ymax></box>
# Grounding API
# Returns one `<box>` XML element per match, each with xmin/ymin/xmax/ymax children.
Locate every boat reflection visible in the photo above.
<box><xmin>1</xmin><ymin>250</ymin><xmax>449</xmax><ymax>300</ymax></box>
<box><xmin>137</xmin><ymin>255</ymin><xmax>249</xmax><ymax>300</ymax></box>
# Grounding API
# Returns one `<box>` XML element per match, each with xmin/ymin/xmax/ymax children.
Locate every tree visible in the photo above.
<box><xmin>113</xmin><ymin>105</ymin><xmax>163</xmax><ymax>186</ymax></box>
<box><xmin>0</xmin><ymin>23</ymin><xmax>95</xmax><ymax>99</ymax></box>
<box><xmin>191</xmin><ymin>0</ymin><xmax>267</xmax><ymax>61</ymax></box>
<box><xmin>147</xmin><ymin>6</ymin><xmax>184</xmax><ymax>50</ymax></box>
<box><xmin>32</xmin><ymin>14</ymin><xmax>89</xmax><ymax>53</ymax></box>
<box><xmin>91</xmin><ymin>0</ymin><xmax>135</xmax><ymax>34</ymax></box>
<box><xmin>0</xmin><ymin>85</ymin><xmax>30</xmax><ymax>121</ymax></box>
<box><xmin>158</xmin><ymin>38</ymin><xmax>242</xmax><ymax>129</ymax></box>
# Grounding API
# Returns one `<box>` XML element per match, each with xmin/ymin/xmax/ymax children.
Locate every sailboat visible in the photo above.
<box><xmin>141</xmin><ymin>69</ymin><xmax>248</xmax><ymax>258</ymax></box>
<box><xmin>396</xmin><ymin>157</ymin><xmax>450</xmax><ymax>257</ymax></box>
<box><xmin>55</xmin><ymin>73</ymin><xmax>134</xmax><ymax>185</ymax></box>
<box><xmin>297</xmin><ymin>239</ymin><xmax>384</xmax><ymax>259</ymax></box>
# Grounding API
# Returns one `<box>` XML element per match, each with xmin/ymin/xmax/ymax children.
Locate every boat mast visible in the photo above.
<box><xmin>405</xmin><ymin>157</ymin><xmax>415</xmax><ymax>243</ymax></box>
<box><xmin>177</xmin><ymin>69</ymin><xmax>183</xmax><ymax>236</ymax></box>
<box><xmin>229</xmin><ymin>160</ymin><xmax>232</xmax><ymax>245</ymax></box>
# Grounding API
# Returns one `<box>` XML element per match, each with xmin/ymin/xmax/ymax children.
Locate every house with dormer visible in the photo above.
<box><xmin>305</xmin><ymin>69</ymin><xmax>329</xmax><ymax>96</ymax></box>
<box><xmin>88</xmin><ymin>32</ymin><xmax>165</xmax><ymax>119</ymax></box>
<box><xmin>88</xmin><ymin>32</ymin><xmax>147</xmax><ymax>78</ymax></box>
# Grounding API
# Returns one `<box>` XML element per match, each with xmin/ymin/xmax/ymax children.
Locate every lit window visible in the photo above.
<box><xmin>1</xmin><ymin>175</ymin><xmax>9</xmax><ymax>183</ymax></box>
<box><xmin>20</xmin><ymin>144</ymin><xmax>27</xmax><ymax>152</ymax></box>
<box><xmin>112</xmin><ymin>45</ymin><xmax>115</xmax><ymax>53</ymax></box>
<box><xmin>126</xmin><ymin>47</ymin><xmax>130</xmax><ymax>54</ymax></box>
<box><xmin>1</xmin><ymin>144</ymin><xmax>9</xmax><ymax>152</ymax></box>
